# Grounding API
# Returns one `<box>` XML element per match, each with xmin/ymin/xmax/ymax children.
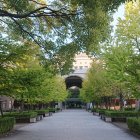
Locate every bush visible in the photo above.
<box><xmin>0</xmin><ymin>117</ymin><xmax>15</xmax><ymax>135</ymax></box>
<box><xmin>105</xmin><ymin>111</ymin><xmax>140</xmax><ymax>118</ymax></box>
<box><xmin>34</xmin><ymin>109</ymin><xmax>49</xmax><ymax>115</ymax></box>
<box><xmin>56</xmin><ymin>108</ymin><xmax>61</xmax><ymax>111</ymax></box>
<box><xmin>91</xmin><ymin>108</ymin><xmax>97</xmax><ymax>112</ymax></box>
<box><xmin>96</xmin><ymin>109</ymin><xmax>109</xmax><ymax>115</ymax></box>
<box><xmin>124</xmin><ymin>108</ymin><xmax>135</xmax><ymax>111</ymax></box>
<box><xmin>49</xmin><ymin>108</ymin><xmax>56</xmax><ymax>113</ymax></box>
<box><xmin>4</xmin><ymin>111</ymin><xmax>37</xmax><ymax>119</ymax></box>
<box><xmin>127</xmin><ymin>118</ymin><xmax>140</xmax><ymax>135</ymax></box>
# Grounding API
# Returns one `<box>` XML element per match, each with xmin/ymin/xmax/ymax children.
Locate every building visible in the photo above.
<box><xmin>0</xmin><ymin>95</ymin><xmax>14</xmax><ymax>111</ymax></box>
<box><xmin>64</xmin><ymin>53</ymin><xmax>93</xmax><ymax>109</ymax></box>
<box><xmin>73</xmin><ymin>53</ymin><xmax>93</xmax><ymax>70</ymax></box>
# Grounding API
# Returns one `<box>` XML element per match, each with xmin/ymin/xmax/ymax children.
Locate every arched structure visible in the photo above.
<box><xmin>64</xmin><ymin>76</ymin><xmax>83</xmax><ymax>108</ymax></box>
<box><xmin>63</xmin><ymin>52</ymin><xmax>93</xmax><ymax>109</ymax></box>
<box><xmin>65</xmin><ymin>76</ymin><xmax>83</xmax><ymax>89</ymax></box>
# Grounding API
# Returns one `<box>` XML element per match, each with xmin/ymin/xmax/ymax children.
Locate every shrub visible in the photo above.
<box><xmin>49</xmin><ymin>108</ymin><xmax>56</xmax><ymax>113</ymax></box>
<box><xmin>127</xmin><ymin>118</ymin><xmax>140</xmax><ymax>135</ymax></box>
<box><xmin>105</xmin><ymin>111</ymin><xmax>140</xmax><ymax>118</ymax></box>
<box><xmin>91</xmin><ymin>108</ymin><xmax>97</xmax><ymax>112</ymax></box>
<box><xmin>0</xmin><ymin>117</ymin><xmax>15</xmax><ymax>135</ymax></box>
<box><xmin>96</xmin><ymin>109</ymin><xmax>110</xmax><ymax>115</ymax></box>
<box><xmin>56</xmin><ymin>108</ymin><xmax>61</xmax><ymax>111</ymax></box>
<box><xmin>34</xmin><ymin>109</ymin><xmax>49</xmax><ymax>115</ymax></box>
<box><xmin>4</xmin><ymin>111</ymin><xmax>37</xmax><ymax>119</ymax></box>
<box><xmin>124</xmin><ymin>108</ymin><xmax>135</xmax><ymax>111</ymax></box>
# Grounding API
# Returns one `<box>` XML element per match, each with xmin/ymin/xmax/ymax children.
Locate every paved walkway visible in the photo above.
<box><xmin>1</xmin><ymin>110</ymin><xmax>139</xmax><ymax>140</ymax></box>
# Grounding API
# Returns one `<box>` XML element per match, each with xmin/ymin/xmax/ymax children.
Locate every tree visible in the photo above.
<box><xmin>41</xmin><ymin>42</ymin><xmax>75</xmax><ymax>76</ymax></box>
<box><xmin>80</xmin><ymin>60</ymin><xmax>114</xmax><ymax>108</ymax></box>
<box><xmin>115</xmin><ymin>0</ymin><xmax>140</xmax><ymax>98</ymax></box>
<box><xmin>0</xmin><ymin>37</ymin><xmax>41</xmax><ymax>114</ymax></box>
<box><xmin>0</xmin><ymin>0</ymin><xmax>128</xmax><ymax>53</ymax></box>
<box><xmin>103</xmin><ymin>45</ymin><xmax>135</xmax><ymax>109</ymax></box>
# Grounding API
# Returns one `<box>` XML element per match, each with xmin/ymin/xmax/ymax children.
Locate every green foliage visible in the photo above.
<box><xmin>49</xmin><ymin>108</ymin><xmax>56</xmax><ymax>113</ymax></box>
<box><xmin>4</xmin><ymin>112</ymin><xmax>37</xmax><ymax>119</ymax></box>
<box><xmin>102</xmin><ymin>45</ymin><xmax>134</xmax><ymax>104</ymax></box>
<box><xmin>0</xmin><ymin>37</ymin><xmax>41</xmax><ymax>97</ymax></box>
<box><xmin>124</xmin><ymin>107</ymin><xmax>135</xmax><ymax>111</ymax></box>
<box><xmin>127</xmin><ymin>118</ymin><xmax>140</xmax><ymax>135</ymax></box>
<box><xmin>95</xmin><ymin>108</ymin><xmax>109</xmax><ymax>115</ymax></box>
<box><xmin>105</xmin><ymin>111</ymin><xmax>140</xmax><ymax>117</ymax></box>
<box><xmin>80</xmin><ymin>61</ymin><xmax>114</xmax><ymax>103</ymax></box>
<box><xmin>72</xmin><ymin>1</ymin><xmax>140</xmax><ymax>110</ymax></box>
<box><xmin>33</xmin><ymin>110</ymin><xmax>49</xmax><ymax>115</ymax></box>
<box><xmin>0</xmin><ymin>0</ymin><xmax>127</xmax><ymax>55</ymax></box>
<box><xmin>115</xmin><ymin>1</ymin><xmax>140</xmax><ymax>98</ymax></box>
<box><xmin>0</xmin><ymin>117</ymin><xmax>15</xmax><ymax>135</ymax></box>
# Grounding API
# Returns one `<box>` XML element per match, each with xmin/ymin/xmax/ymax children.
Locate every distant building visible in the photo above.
<box><xmin>73</xmin><ymin>53</ymin><xmax>93</xmax><ymax>70</ymax></box>
<box><xmin>64</xmin><ymin>53</ymin><xmax>93</xmax><ymax>109</ymax></box>
<box><xmin>0</xmin><ymin>95</ymin><xmax>14</xmax><ymax>111</ymax></box>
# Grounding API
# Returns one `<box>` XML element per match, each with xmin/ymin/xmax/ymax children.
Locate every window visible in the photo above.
<box><xmin>85</xmin><ymin>66</ymin><xmax>88</xmax><ymax>68</ymax></box>
<box><xmin>79</xmin><ymin>66</ymin><xmax>83</xmax><ymax>69</ymax></box>
<box><xmin>74</xmin><ymin>66</ymin><xmax>78</xmax><ymax>69</ymax></box>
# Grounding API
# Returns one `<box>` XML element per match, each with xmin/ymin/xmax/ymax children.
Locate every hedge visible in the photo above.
<box><xmin>34</xmin><ymin>109</ymin><xmax>49</xmax><ymax>115</ymax></box>
<box><xmin>105</xmin><ymin>111</ymin><xmax>140</xmax><ymax>118</ymax></box>
<box><xmin>49</xmin><ymin>108</ymin><xmax>56</xmax><ymax>113</ymax></box>
<box><xmin>93</xmin><ymin>108</ymin><xmax>110</xmax><ymax>115</ymax></box>
<box><xmin>91</xmin><ymin>108</ymin><xmax>97</xmax><ymax>112</ymax></box>
<box><xmin>0</xmin><ymin>117</ymin><xmax>15</xmax><ymax>135</ymax></box>
<box><xmin>4</xmin><ymin>111</ymin><xmax>37</xmax><ymax>119</ymax></box>
<box><xmin>124</xmin><ymin>108</ymin><xmax>135</xmax><ymax>111</ymax></box>
<box><xmin>127</xmin><ymin>118</ymin><xmax>140</xmax><ymax>135</ymax></box>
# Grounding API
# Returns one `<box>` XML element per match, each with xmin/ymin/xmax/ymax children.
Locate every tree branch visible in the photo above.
<box><xmin>10</xmin><ymin>17</ymin><xmax>43</xmax><ymax>48</ymax></box>
<box><xmin>0</xmin><ymin>6</ymin><xmax>76</xmax><ymax>19</ymax></box>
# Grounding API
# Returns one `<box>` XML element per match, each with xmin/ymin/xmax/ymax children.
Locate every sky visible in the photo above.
<box><xmin>112</xmin><ymin>4</ymin><xmax>125</xmax><ymax>33</ymax></box>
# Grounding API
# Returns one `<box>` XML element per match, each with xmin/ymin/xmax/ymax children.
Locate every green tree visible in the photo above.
<box><xmin>103</xmin><ymin>45</ymin><xmax>134</xmax><ymax>109</ymax></box>
<box><xmin>0</xmin><ymin>0</ymin><xmax>128</xmax><ymax>53</ymax></box>
<box><xmin>80</xmin><ymin>61</ymin><xmax>113</xmax><ymax>108</ymax></box>
<box><xmin>116</xmin><ymin>0</ymin><xmax>140</xmax><ymax>98</ymax></box>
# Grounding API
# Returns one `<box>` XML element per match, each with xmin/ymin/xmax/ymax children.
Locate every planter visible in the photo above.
<box><xmin>30</xmin><ymin>117</ymin><xmax>36</xmax><ymax>123</ymax></box>
<box><xmin>100</xmin><ymin>115</ymin><xmax>105</xmax><ymax>121</ymax></box>
<box><xmin>105</xmin><ymin>117</ymin><xmax>112</xmax><ymax>122</ymax></box>
<box><xmin>16</xmin><ymin>117</ymin><xmax>37</xmax><ymax>123</ymax></box>
<box><xmin>49</xmin><ymin>112</ymin><xmax>52</xmax><ymax>116</ymax></box>
<box><xmin>101</xmin><ymin>116</ymin><xmax>127</xmax><ymax>122</ymax></box>
<box><xmin>45</xmin><ymin>113</ymin><xmax>49</xmax><ymax>117</ymax></box>
<box><xmin>93</xmin><ymin>112</ymin><xmax>99</xmax><ymax>116</ymax></box>
<box><xmin>36</xmin><ymin>115</ymin><xmax>43</xmax><ymax>121</ymax></box>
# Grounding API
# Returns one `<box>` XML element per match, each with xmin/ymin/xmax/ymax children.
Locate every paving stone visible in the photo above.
<box><xmin>1</xmin><ymin>110</ymin><xmax>139</xmax><ymax>140</ymax></box>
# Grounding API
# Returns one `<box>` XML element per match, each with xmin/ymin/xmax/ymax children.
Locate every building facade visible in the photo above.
<box><xmin>0</xmin><ymin>95</ymin><xmax>14</xmax><ymax>111</ymax></box>
<box><xmin>65</xmin><ymin>53</ymin><xmax>93</xmax><ymax>108</ymax></box>
<box><xmin>73</xmin><ymin>53</ymin><xmax>93</xmax><ymax>70</ymax></box>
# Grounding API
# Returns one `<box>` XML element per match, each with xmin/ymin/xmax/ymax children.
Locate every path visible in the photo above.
<box><xmin>1</xmin><ymin>109</ymin><xmax>139</xmax><ymax>140</ymax></box>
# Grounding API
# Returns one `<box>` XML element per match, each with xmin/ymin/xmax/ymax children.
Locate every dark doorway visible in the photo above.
<box><xmin>65</xmin><ymin>76</ymin><xmax>83</xmax><ymax>109</ymax></box>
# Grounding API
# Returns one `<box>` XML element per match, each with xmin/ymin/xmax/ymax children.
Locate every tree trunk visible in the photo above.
<box><xmin>0</xmin><ymin>101</ymin><xmax>3</xmax><ymax>117</ymax></box>
<box><xmin>119</xmin><ymin>93</ymin><xmax>124</xmax><ymax>110</ymax></box>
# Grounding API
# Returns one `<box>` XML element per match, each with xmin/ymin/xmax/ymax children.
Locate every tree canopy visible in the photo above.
<box><xmin>0</xmin><ymin>0</ymin><xmax>128</xmax><ymax>52</ymax></box>
<box><xmin>80</xmin><ymin>0</ymin><xmax>140</xmax><ymax>109</ymax></box>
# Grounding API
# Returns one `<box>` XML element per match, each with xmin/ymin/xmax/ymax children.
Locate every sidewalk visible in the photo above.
<box><xmin>112</xmin><ymin>122</ymin><xmax>140</xmax><ymax>139</ymax></box>
<box><xmin>1</xmin><ymin>110</ymin><xmax>140</xmax><ymax>140</ymax></box>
